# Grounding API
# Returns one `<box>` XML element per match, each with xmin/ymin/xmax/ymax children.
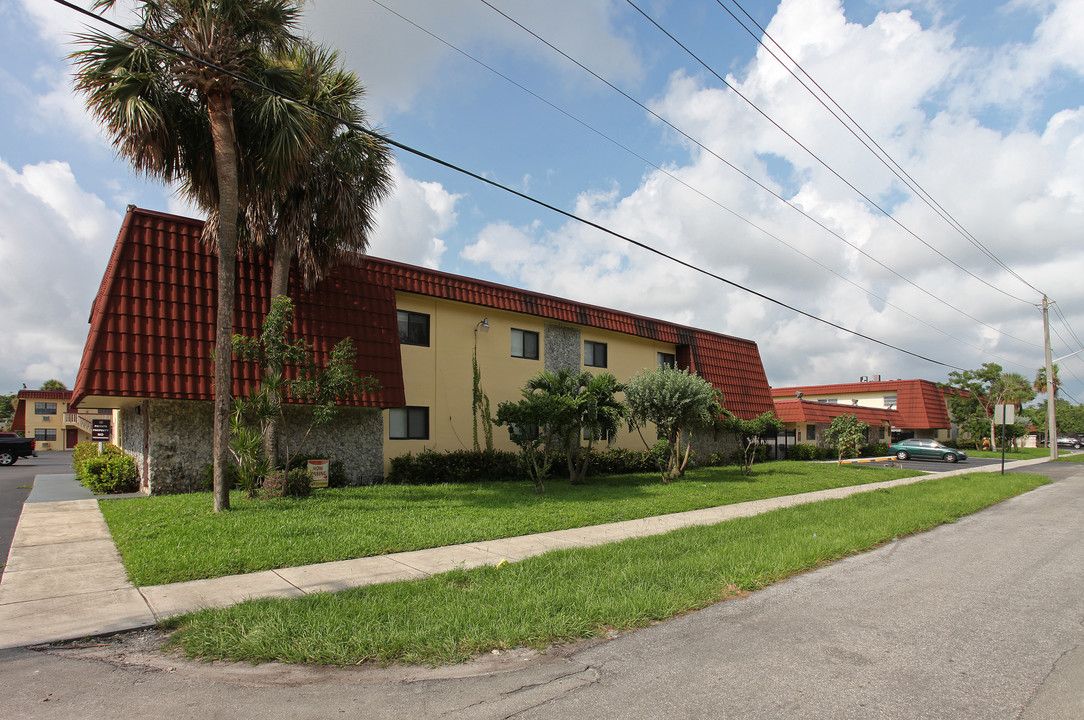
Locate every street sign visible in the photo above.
<box><xmin>91</xmin><ymin>419</ymin><xmax>111</xmax><ymax>442</ymax></box>
<box><xmin>994</xmin><ymin>404</ymin><xmax>1016</xmax><ymax>424</ymax></box>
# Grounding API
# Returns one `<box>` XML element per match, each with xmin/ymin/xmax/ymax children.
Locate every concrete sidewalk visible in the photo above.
<box><xmin>0</xmin><ymin>459</ymin><xmax>1053</xmax><ymax>649</ymax></box>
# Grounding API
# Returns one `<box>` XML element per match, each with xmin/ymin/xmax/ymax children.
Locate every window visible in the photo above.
<box><xmin>584</xmin><ymin>341</ymin><xmax>607</xmax><ymax>368</ymax></box>
<box><xmin>806</xmin><ymin>424</ymin><xmax>817</xmax><ymax>441</ymax></box>
<box><xmin>97</xmin><ymin>408</ymin><xmax>112</xmax><ymax>415</ymax></box>
<box><xmin>34</xmin><ymin>402</ymin><xmax>57</xmax><ymax>415</ymax></box>
<box><xmin>509</xmin><ymin>423</ymin><xmax>539</xmax><ymax>442</ymax></box>
<box><xmin>883</xmin><ymin>395</ymin><xmax>897</xmax><ymax>408</ymax></box>
<box><xmin>511</xmin><ymin>328</ymin><xmax>540</xmax><ymax>359</ymax></box>
<box><xmin>34</xmin><ymin>428</ymin><xmax>57</xmax><ymax>442</ymax></box>
<box><xmin>397</xmin><ymin>310</ymin><xmax>430</xmax><ymax>347</ymax></box>
<box><xmin>389</xmin><ymin>407</ymin><xmax>429</xmax><ymax>440</ymax></box>
<box><xmin>658</xmin><ymin>352</ymin><xmax>676</xmax><ymax>369</ymax></box>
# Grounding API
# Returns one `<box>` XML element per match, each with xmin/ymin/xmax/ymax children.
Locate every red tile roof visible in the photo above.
<box><xmin>72</xmin><ymin>207</ymin><xmax>404</xmax><ymax>409</ymax></box>
<box><xmin>72</xmin><ymin>207</ymin><xmax>775</xmax><ymax>418</ymax></box>
<box><xmin>771</xmin><ymin>379</ymin><xmax>951</xmax><ymax>429</ymax></box>
<box><xmin>772</xmin><ymin>397</ymin><xmax>900</xmax><ymax>426</ymax></box>
<box><xmin>16</xmin><ymin>390</ymin><xmax>72</xmax><ymax>400</ymax></box>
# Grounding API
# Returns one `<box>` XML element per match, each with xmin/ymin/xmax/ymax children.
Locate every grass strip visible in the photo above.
<box><xmin>163</xmin><ymin>471</ymin><xmax>1047</xmax><ymax>666</ymax></box>
<box><xmin>100</xmin><ymin>462</ymin><xmax>920</xmax><ymax>585</ymax></box>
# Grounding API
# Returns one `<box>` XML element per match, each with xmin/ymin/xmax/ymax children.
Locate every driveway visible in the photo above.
<box><xmin>0</xmin><ymin>462</ymin><xmax>1080</xmax><ymax>718</ymax></box>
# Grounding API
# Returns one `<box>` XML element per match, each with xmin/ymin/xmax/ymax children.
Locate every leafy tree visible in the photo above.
<box><xmin>941</xmin><ymin>363</ymin><xmax>1035</xmax><ymax>450</ymax></box>
<box><xmin>0</xmin><ymin>394</ymin><xmax>13</xmax><ymax>428</ymax></box>
<box><xmin>230</xmin><ymin>296</ymin><xmax>374</xmax><ymax>496</ymax></box>
<box><xmin>1025</xmin><ymin>398</ymin><xmax>1084</xmax><ymax>439</ymax></box>
<box><xmin>72</xmin><ymin>0</ymin><xmax>306</xmax><ymax>512</ymax></box>
<box><xmin>39</xmin><ymin>379</ymin><xmax>68</xmax><ymax>391</ymax></box>
<box><xmin>720</xmin><ymin>411</ymin><xmax>783</xmax><ymax>476</ymax></box>
<box><xmin>625</xmin><ymin>366</ymin><xmax>722</xmax><ymax>483</ymax></box>
<box><xmin>823</xmin><ymin>413</ymin><xmax>869</xmax><ymax>466</ymax></box>
<box><xmin>493</xmin><ymin>393</ymin><xmax>565</xmax><ymax>494</ymax></box>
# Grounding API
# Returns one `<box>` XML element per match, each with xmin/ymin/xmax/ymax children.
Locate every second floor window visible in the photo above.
<box><xmin>658</xmin><ymin>352</ymin><xmax>676</xmax><ymax>369</ymax></box>
<box><xmin>34</xmin><ymin>402</ymin><xmax>57</xmax><ymax>415</ymax></box>
<box><xmin>584</xmin><ymin>341</ymin><xmax>607</xmax><ymax>368</ymax></box>
<box><xmin>397</xmin><ymin>310</ymin><xmax>430</xmax><ymax>347</ymax></box>
<box><xmin>511</xmin><ymin>329</ymin><xmax>539</xmax><ymax>359</ymax></box>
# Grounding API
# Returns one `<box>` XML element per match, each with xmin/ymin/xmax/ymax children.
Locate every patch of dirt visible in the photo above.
<box><xmin>33</xmin><ymin>628</ymin><xmax>610</xmax><ymax>687</ymax></box>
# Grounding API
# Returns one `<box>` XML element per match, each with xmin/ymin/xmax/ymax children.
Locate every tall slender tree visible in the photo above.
<box><xmin>224</xmin><ymin>42</ymin><xmax>394</xmax><ymax>464</ymax></box>
<box><xmin>72</xmin><ymin>0</ymin><xmax>305</xmax><ymax>511</ymax></box>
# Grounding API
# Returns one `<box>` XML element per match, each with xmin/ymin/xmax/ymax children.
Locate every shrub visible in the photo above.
<box><xmin>386</xmin><ymin>449</ymin><xmax>523</xmax><ymax>485</ymax></box>
<box><xmin>860</xmin><ymin>442</ymin><xmax>891</xmax><ymax>457</ymax></box>
<box><xmin>259</xmin><ymin>468</ymin><xmax>312</xmax><ymax>499</ymax></box>
<box><xmin>73</xmin><ymin>441</ymin><xmax>122</xmax><ymax>474</ymax></box>
<box><xmin>77</xmin><ymin>452</ymin><xmax>139</xmax><ymax>494</ymax></box>
<box><xmin>784</xmin><ymin>444</ymin><xmax>834</xmax><ymax>461</ymax></box>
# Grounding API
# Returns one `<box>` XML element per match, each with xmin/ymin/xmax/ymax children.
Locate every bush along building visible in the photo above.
<box><xmin>71</xmin><ymin>206</ymin><xmax>776</xmax><ymax>493</ymax></box>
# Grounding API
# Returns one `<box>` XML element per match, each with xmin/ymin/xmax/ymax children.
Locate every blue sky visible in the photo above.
<box><xmin>2</xmin><ymin>0</ymin><xmax>1083</xmax><ymax>406</ymax></box>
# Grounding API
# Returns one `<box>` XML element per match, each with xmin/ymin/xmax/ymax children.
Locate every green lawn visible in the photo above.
<box><xmin>966</xmin><ymin>447</ymin><xmax>1061</xmax><ymax>460</ymax></box>
<box><xmin>100</xmin><ymin>461</ymin><xmax>921</xmax><ymax>586</ymax></box>
<box><xmin>162</xmin><ymin>471</ymin><xmax>1049</xmax><ymax>666</ymax></box>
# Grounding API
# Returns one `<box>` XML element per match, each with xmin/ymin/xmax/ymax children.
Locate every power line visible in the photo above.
<box><xmin>625</xmin><ymin>0</ymin><xmax>1039</xmax><ymax>310</ymax></box>
<box><xmin>367</xmin><ymin>0</ymin><xmax>1024</xmax><ymax>367</ymax></box>
<box><xmin>52</xmin><ymin>0</ymin><xmax>966</xmax><ymax>371</ymax></box>
<box><xmin>474</xmin><ymin>0</ymin><xmax>1040</xmax><ymax>350</ymax></box>
<box><xmin>721</xmin><ymin>0</ymin><xmax>1046</xmax><ymax>300</ymax></box>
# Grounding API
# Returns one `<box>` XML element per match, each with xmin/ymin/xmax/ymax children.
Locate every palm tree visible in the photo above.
<box><xmin>226</xmin><ymin>42</ymin><xmax>394</xmax><ymax>465</ymax></box>
<box><xmin>71</xmin><ymin>0</ymin><xmax>305</xmax><ymax>512</ymax></box>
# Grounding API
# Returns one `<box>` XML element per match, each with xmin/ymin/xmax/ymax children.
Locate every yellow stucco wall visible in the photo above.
<box><xmin>382</xmin><ymin>293</ymin><xmax>676</xmax><ymax>471</ymax></box>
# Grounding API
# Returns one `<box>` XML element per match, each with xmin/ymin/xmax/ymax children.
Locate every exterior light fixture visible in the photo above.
<box><xmin>475</xmin><ymin>317</ymin><xmax>489</xmax><ymax>333</ymax></box>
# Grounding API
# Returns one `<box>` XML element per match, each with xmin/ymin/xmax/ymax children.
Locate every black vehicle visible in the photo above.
<box><xmin>0</xmin><ymin>434</ymin><xmax>37</xmax><ymax>465</ymax></box>
<box><xmin>1056</xmin><ymin>437</ymin><xmax>1083</xmax><ymax>450</ymax></box>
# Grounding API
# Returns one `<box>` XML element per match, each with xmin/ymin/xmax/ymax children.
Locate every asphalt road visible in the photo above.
<box><xmin>0</xmin><ymin>451</ymin><xmax>72</xmax><ymax>583</ymax></box>
<box><xmin>1</xmin><ymin>461</ymin><xmax>1081</xmax><ymax>719</ymax></box>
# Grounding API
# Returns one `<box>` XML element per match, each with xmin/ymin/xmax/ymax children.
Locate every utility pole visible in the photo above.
<box><xmin>1043</xmin><ymin>296</ymin><xmax>1058</xmax><ymax>460</ymax></box>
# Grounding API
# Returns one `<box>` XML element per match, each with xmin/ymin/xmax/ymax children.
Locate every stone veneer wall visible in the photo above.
<box><xmin>279</xmin><ymin>406</ymin><xmax>384</xmax><ymax>485</ymax></box>
<box><xmin>117</xmin><ymin>399</ymin><xmax>383</xmax><ymax>494</ymax></box>
<box><xmin>544</xmin><ymin>322</ymin><xmax>581</xmax><ymax>373</ymax></box>
<box><xmin>148</xmin><ymin>399</ymin><xmax>213</xmax><ymax>494</ymax></box>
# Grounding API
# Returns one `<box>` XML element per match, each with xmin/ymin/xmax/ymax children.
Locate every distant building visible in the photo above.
<box><xmin>71</xmin><ymin>207</ymin><xmax>776</xmax><ymax>493</ymax></box>
<box><xmin>10</xmin><ymin>389</ymin><xmax>116</xmax><ymax>450</ymax></box>
<box><xmin>771</xmin><ymin>378</ymin><xmax>957</xmax><ymax>447</ymax></box>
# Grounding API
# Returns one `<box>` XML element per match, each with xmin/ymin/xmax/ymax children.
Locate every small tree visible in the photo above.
<box><xmin>942</xmin><ymin>363</ymin><xmax>1035</xmax><ymax>450</ymax></box>
<box><xmin>625</xmin><ymin>367</ymin><xmax>721</xmax><ymax>483</ymax></box>
<box><xmin>493</xmin><ymin>392</ymin><xmax>568</xmax><ymax>493</ymax></box>
<box><xmin>39</xmin><ymin>379</ymin><xmax>67</xmax><ymax>391</ymax></box>
<box><xmin>230</xmin><ymin>296</ymin><xmax>375</xmax><ymax>496</ymax></box>
<box><xmin>823</xmin><ymin>414</ymin><xmax>869</xmax><ymax>466</ymax></box>
<box><xmin>721</xmin><ymin>411</ymin><xmax>783</xmax><ymax>475</ymax></box>
<box><xmin>494</xmin><ymin>369</ymin><xmax>626</xmax><ymax>490</ymax></box>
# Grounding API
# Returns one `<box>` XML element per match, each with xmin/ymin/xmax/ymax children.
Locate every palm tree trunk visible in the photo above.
<box><xmin>208</xmin><ymin>91</ymin><xmax>240</xmax><ymax>514</ymax></box>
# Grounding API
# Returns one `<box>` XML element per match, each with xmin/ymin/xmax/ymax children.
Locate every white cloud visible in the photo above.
<box><xmin>0</xmin><ymin>158</ymin><xmax>120</xmax><ymax>391</ymax></box>
<box><xmin>367</xmin><ymin>163</ymin><xmax>458</xmax><ymax>268</ymax></box>
<box><xmin>461</xmin><ymin>0</ymin><xmax>1084</xmax><ymax>390</ymax></box>
<box><xmin>308</xmin><ymin>0</ymin><xmax>643</xmax><ymax>121</ymax></box>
